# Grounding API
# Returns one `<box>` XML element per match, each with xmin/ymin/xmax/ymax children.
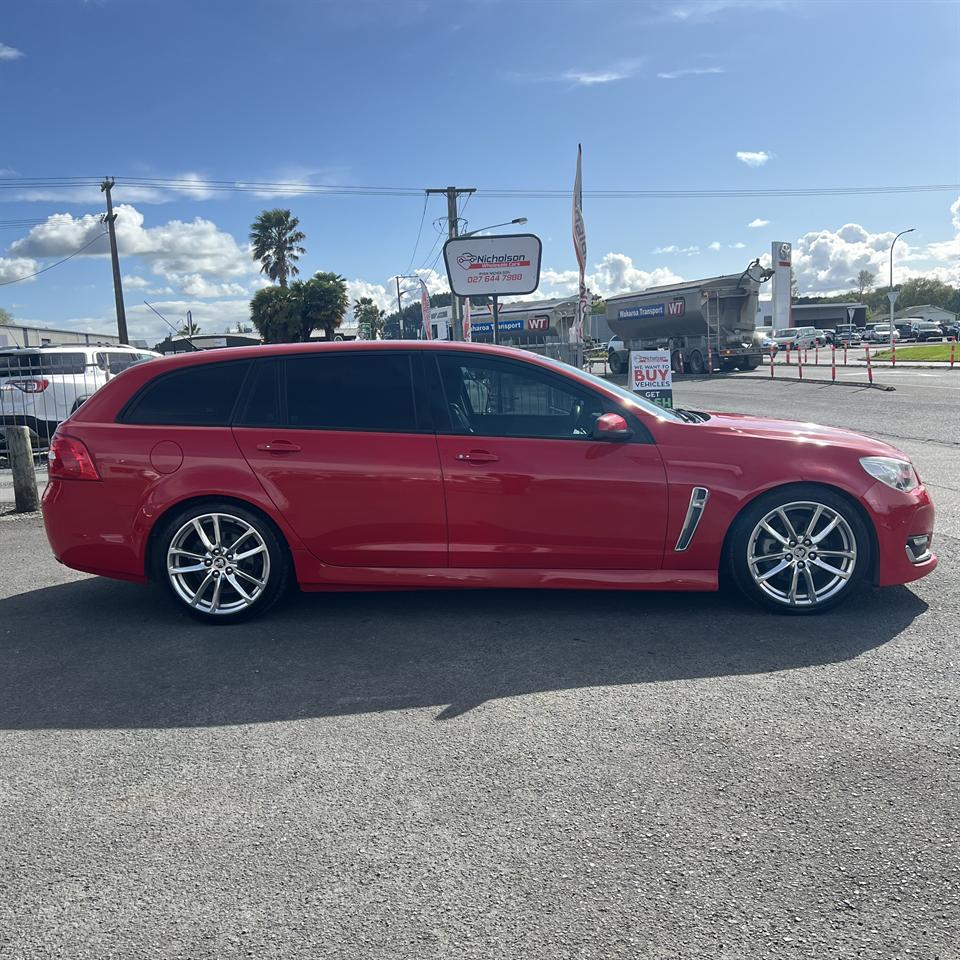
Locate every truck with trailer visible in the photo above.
<box><xmin>605</xmin><ymin>262</ymin><xmax>773</xmax><ymax>375</ymax></box>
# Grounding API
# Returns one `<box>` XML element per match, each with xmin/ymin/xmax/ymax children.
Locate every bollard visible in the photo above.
<box><xmin>815</xmin><ymin>345</ymin><xmax>819</xmax><ymax>365</ymax></box>
<box><xmin>770</xmin><ymin>346</ymin><xmax>776</xmax><ymax>378</ymax></box>
<box><xmin>844</xmin><ymin>344</ymin><xmax>848</xmax><ymax>366</ymax></box>
<box><xmin>785</xmin><ymin>345</ymin><xmax>791</xmax><ymax>366</ymax></box>
<box><xmin>831</xmin><ymin>345</ymin><xmax>836</xmax><ymax>382</ymax></box>
<box><xmin>865</xmin><ymin>344</ymin><xmax>874</xmax><ymax>385</ymax></box>
<box><xmin>6</xmin><ymin>426</ymin><xmax>40</xmax><ymax>513</ymax></box>
<box><xmin>798</xmin><ymin>349</ymin><xmax>804</xmax><ymax>380</ymax></box>
<box><xmin>951</xmin><ymin>339</ymin><xmax>956</xmax><ymax>369</ymax></box>
<box><xmin>891</xmin><ymin>341</ymin><xmax>896</xmax><ymax>367</ymax></box>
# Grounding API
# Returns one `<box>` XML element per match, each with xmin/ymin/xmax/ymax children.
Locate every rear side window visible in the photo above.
<box><xmin>284</xmin><ymin>353</ymin><xmax>418</xmax><ymax>432</ymax></box>
<box><xmin>121</xmin><ymin>361</ymin><xmax>251</xmax><ymax>426</ymax></box>
<box><xmin>0</xmin><ymin>352</ymin><xmax>88</xmax><ymax>377</ymax></box>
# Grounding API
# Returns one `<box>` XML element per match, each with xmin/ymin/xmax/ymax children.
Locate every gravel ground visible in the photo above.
<box><xmin>0</xmin><ymin>374</ymin><xmax>957</xmax><ymax>960</ymax></box>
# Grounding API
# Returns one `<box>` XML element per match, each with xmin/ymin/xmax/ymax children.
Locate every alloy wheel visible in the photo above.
<box><xmin>746</xmin><ymin>500</ymin><xmax>857</xmax><ymax>608</ymax></box>
<box><xmin>166</xmin><ymin>512</ymin><xmax>271</xmax><ymax>616</ymax></box>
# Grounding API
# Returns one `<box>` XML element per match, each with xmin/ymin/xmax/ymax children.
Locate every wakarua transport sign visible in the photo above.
<box><xmin>443</xmin><ymin>234</ymin><xmax>542</xmax><ymax>297</ymax></box>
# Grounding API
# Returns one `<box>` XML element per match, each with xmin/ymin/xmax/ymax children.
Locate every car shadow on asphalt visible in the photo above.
<box><xmin>0</xmin><ymin>579</ymin><xmax>927</xmax><ymax>729</ymax></box>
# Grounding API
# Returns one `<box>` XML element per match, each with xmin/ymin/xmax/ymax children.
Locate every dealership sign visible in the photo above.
<box><xmin>630</xmin><ymin>350</ymin><xmax>673</xmax><ymax>410</ymax></box>
<box><xmin>443</xmin><ymin>233</ymin><xmax>542</xmax><ymax>297</ymax></box>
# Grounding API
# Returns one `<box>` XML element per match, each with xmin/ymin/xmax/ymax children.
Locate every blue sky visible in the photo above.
<box><xmin>1</xmin><ymin>0</ymin><xmax>958</xmax><ymax>342</ymax></box>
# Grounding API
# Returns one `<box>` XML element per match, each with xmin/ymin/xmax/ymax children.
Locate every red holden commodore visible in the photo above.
<box><xmin>41</xmin><ymin>341</ymin><xmax>936</xmax><ymax>622</ymax></box>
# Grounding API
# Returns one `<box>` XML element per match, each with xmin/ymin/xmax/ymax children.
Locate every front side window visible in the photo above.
<box><xmin>121</xmin><ymin>361</ymin><xmax>251</xmax><ymax>425</ymax></box>
<box><xmin>283</xmin><ymin>353</ymin><xmax>418</xmax><ymax>432</ymax></box>
<box><xmin>436</xmin><ymin>354</ymin><xmax>606</xmax><ymax>440</ymax></box>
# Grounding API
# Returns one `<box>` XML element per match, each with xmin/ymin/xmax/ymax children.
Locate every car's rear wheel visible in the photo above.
<box><xmin>728</xmin><ymin>486</ymin><xmax>870</xmax><ymax>614</ymax></box>
<box><xmin>688</xmin><ymin>349</ymin><xmax>706</xmax><ymax>374</ymax></box>
<box><xmin>156</xmin><ymin>502</ymin><xmax>290</xmax><ymax>622</ymax></box>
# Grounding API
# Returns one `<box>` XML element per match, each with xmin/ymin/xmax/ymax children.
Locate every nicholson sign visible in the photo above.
<box><xmin>443</xmin><ymin>233</ymin><xmax>542</xmax><ymax>297</ymax></box>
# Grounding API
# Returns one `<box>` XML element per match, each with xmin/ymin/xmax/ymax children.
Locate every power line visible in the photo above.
<box><xmin>0</xmin><ymin>231</ymin><xmax>109</xmax><ymax>286</ymax></box>
<box><xmin>1</xmin><ymin>175</ymin><xmax>958</xmax><ymax>200</ymax></box>
<box><xmin>403</xmin><ymin>193</ymin><xmax>429</xmax><ymax>276</ymax></box>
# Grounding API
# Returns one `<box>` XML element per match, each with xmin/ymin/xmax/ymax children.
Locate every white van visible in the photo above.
<box><xmin>773</xmin><ymin>326</ymin><xmax>819</xmax><ymax>350</ymax></box>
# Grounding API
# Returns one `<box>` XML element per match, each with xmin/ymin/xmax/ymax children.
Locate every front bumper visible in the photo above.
<box><xmin>863</xmin><ymin>480</ymin><xmax>937</xmax><ymax>587</ymax></box>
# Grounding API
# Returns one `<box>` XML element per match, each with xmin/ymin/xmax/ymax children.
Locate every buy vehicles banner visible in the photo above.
<box><xmin>630</xmin><ymin>350</ymin><xmax>673</xmax><ymax>410</ymax></box>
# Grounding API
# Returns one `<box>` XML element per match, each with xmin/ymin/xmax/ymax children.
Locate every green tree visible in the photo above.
<box><xmin>353</xmin><ymin>296</ymin><xmax>386</xmax><ymax>339</ymax></box>
<box><xmin>177</xmin><ymin>316</ymin><xmax>201</xmax><ymax>337</ymax></box>
<box><xmin>250</xmin><ymin>285</ymin><xmax>298</xmax><ymax>343</ymax></box>
<box><xmin>895</xmin><ymin>277</ymin><xmax>957</xmax><ymax>312</ymax></box>
<box><xmin>249</xmin><ymin>209</ymin><xmax>306</xmax><ymax>288</ymax></box>
<box><xmin>854</xmin><ymin>269</ymin><xmax>876</xmax><ymax>299</ymax></box>
<box><xmin>0</xmin><ymin>307</ymin><xmax>12</xmax><ymax>325</ymax></box>
<box><xmin>290</xmin><ymin>272</ymin><xmax>349</xmax><ymax>341</ymax></box>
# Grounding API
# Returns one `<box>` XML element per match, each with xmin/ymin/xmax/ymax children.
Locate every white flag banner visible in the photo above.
<box><xmin>420</xmin><ymin>279</ymin><xmax>432</xmax><ymax>340</ymax></box>
<box><xmin>462</xmin><ymin>297</ymin><xmax>472</xmax><ymax>342</ymax></box>
<box><xmin>572</xmin><ymin>143</ymin><xmax>587</xmax><ymax>343</ymax></box>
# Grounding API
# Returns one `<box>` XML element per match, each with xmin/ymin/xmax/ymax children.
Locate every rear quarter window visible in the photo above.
<box><xmin>120</xmin><ymin>360</ymin><xmax>251</xmax><ymax>426</ymax></box>
<box><xmin>0</xmin><ymin>352</ymin><xmax>88</xmax><ymax>377</ymax></box>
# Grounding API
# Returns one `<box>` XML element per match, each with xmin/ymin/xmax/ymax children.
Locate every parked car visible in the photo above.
<box><xmin>942</xmin><ymin>321</ymin><xmax>959</xmax><ymax>340</ymax></box>
<box><xmin>910</xmin><ymin>321</ymin><xmax>945</xmax><ymax>342</ymax></box>
<box><xmin>0</xmin><ymin>345</ymin><xmax>159</xmax><ymax>447</ymax></box>
<box><xmin>833</xmin><ymin>324</ymin><xmax>862</xmax><ymax>346</ymax></box>
<box><xmin>813</xmin><ymin>329</ymin><xmax>832</xmax><ymax>346</ymax></box>
<box><xmin>894</xmin><ymin>321</ymin><xmax>915</xmax><ymax>341</ymax></box>
<box><xmin>870</xmin><ymin>325</ymin><xmax>900</xmax><ymax>344</ymax></box>
<box><xmin>606</xmin><ymin>336</ymin><xmax>629</xmax><ymax>374</ymax></box>
<box><xmin>773</xmin><ymin>326</ymin><xmax>819</xmax><ymax>351</ymax></box>
<box><xmin>41</xmin><ymin>341</ymin><xmax>937</xmax><ymax>622</ymax></box>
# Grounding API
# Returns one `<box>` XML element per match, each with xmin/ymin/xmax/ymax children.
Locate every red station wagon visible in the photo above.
<box><xmin>41</xmin><ymin>341</ymin><xmax>936</xmax><ymax>622</ymax></box>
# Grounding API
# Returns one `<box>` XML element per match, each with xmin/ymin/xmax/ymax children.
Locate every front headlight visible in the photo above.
<box><xmin>860</xmin><ymin>456</ymin><xmax>919</xmax><ymax>493</ymax></box>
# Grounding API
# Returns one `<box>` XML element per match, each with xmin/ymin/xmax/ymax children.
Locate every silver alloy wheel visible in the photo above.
<box><xmin>746</xmin><ymin>500</ymin><xmax>857</xmax><ymax>608</ymax></box>
<box><xmin>166</xmin><ymin>512</ymin><xmax>271</xmax><ymax>616</ymax></box>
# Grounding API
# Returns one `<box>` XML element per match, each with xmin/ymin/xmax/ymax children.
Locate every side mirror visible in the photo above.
<box><xmin>593</xmin><ymin>412</ymin><xmax>632</xmax><ymax>441</ymax></box>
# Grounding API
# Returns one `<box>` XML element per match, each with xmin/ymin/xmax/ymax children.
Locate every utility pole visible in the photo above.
<box><xmin>100</xmin><ymin>177</ymin><xmax>128</xmax><ymax>344</ymax></box>
<box><xmin>426</xmin><ymin>186</ymin><xmax>475</xmax><ymax>340</ymax></box>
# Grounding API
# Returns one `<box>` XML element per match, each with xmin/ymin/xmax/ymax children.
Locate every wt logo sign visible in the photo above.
<box><xmin>666</xmin><ymin>299</ymin><xmax>686</xmax><ymax>317</ymax></box>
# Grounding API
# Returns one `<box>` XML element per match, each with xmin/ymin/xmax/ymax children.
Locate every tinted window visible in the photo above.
<box><xmin>437</xmin><ymin>354</ymin><xmax>605</xmax><ymax>439</ymax></box>
<box><xmin>237</xmin><ymin>360</ymin><xmax>281</xmax><ymax>427</ymax></box>
<box><xmin>0</xmin><ymin>352</ymin><xmax>88</xmax><ymax>377</ymax></box>
<box><xmin>106</xmin><ymin>351</ymin><xmax>146</xmax><ymax>373</ymax></box>
<box><xmin>122</xmin><ymin>361</ymin><xmax>251</xmax><ymax>426</ymax></box>
<box><xmin>284</xmin><ymin>353</ymin><xmax>417</xmax><ymax>432</ymax></box>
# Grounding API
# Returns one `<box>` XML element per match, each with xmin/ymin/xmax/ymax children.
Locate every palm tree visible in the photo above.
<box><xmin>353</xmin><ymin>296</ymin><xmax>386</xmax><ymax>339</ymax></box>
<box><xmin>249</xmin><ymin>209</ymin><xmax>306</xmax><ymax>287</ymax></box>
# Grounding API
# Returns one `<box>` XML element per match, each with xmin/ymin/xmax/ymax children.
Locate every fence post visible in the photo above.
<box><xmin>6</xmin><ymin>426</ymin><xmax>40</xmax><ymax>513</ymax></box>
<box><xmin>865</xmin><ymin>344</ymin><xmax>874</xmax><ymax>385</ymax></box>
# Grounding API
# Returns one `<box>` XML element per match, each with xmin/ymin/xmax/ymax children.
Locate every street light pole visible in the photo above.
<box><xmin>888</xmin><ymin>227</ymin><xmax>915</xmax><ymax>348</ymax></box>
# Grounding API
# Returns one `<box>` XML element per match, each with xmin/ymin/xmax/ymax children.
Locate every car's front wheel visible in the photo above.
<box><xmin>728</xmin><ymin>485</ymin><xmax>871</xmax><ymax>614</ymax></box>
<box><xmin>155</xmin><ymin>502</ymin><xmax>291</xmax><ymax>622</ymax></box>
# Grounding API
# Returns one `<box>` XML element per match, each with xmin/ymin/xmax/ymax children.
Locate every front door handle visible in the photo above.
<box><xmin>456</xmin><ymin>450</ymin><xmax>500</xmax><ymax>463</ymax></box>
<box><xmin>256</xmin><ymin>440</ymin><xmax>302</xmax><ymax>453</ymax></box>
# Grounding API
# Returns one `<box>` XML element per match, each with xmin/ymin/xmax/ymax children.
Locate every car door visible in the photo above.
<box><xmin>431</xmin><ymin>352</ymin><xmax>668</xmax><ymax>570</ymax></box>
<box><xmin>232</xmin><ymin>351</ymin><xmax>447</xmax><ymax>568</ymax></box>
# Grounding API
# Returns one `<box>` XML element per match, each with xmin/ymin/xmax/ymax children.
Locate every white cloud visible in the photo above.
<box><xmin>658</xmin><ymin>66</ymin><xmax>725</xmax><ymax>79</ymax></box>
<box><xmin>122</xmin><ymin>275</ymin><xmax>152</xmax><ymax>289</ymax></box>
<box><xmin>0</xmin><ymin>43</ymin><xmax>24</xmax><ymax>61</ymax></box>
<box><xmin>789</xmin><ymin>204</ymin><xmax>960</xmax><ymax>294</ymax></box>
<box><xmin>663</xmin><ymin>0</ymin><xmax>790</xmax><ymax>24</ymax></box>
<box><xmin>652</xmin><ymin>244</ymin><xmax>700</xmax><ymax>256</ymax></box>
<box><xmin>539</xmin><ymin>252</ymin><xmax>682</xmax><ymax>300</ymax></box>
<box><xmin>510</xmin><ymin>59</ymin><xmax>642</xmax><ymax>86</ymax></box>
<box><xmin>0</xmin><ymin>256</ymin><xmax>39</xmax><ymax>284</ymax></box>
<box><xmin>565</xmin><ymin>69</ymin><xmax>631</xmax><ymax>85</ymax></box>
<box><xmin>736</xmin><ymin>150</ymin><xmax>770</xmax><ymax>167</ymax></box>
<box><xmin>10</xmin><ymin>204</ymin><xmax>256</xmax><ymax>296</ymax></box>
<box><xmin>748</xmin><ymin>218</ymin><xmax>770</xmax><ymax>228</ymax></box>
<box><xmin>729</xmin><ymin>242</ymin><xmax>746</xmax><ymax>249</ymax></box>
<box><xmin>708</xmin><ymin>241</ymin><xmax>721</xmax><ymax>251</ymax></box>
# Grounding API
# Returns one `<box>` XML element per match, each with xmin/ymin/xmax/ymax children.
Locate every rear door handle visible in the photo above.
<box><xmin>256</xmin><ymin>440</ymin><xmax>302</xmax><ymax>453</ymax></box>
<box><xmin>456</xmin><ymin>450</ymin><xmax>500</xmax><ymax>463</ymax></box>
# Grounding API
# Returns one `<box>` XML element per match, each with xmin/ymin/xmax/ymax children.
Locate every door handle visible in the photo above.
<box><xmin>256</xmin><ymin>440</ymin><xmax>301</xmax><ymax>453</ymax></box>
<box><xmin>456</xmin><ymin>450</ymin><xmax>500</xmax><ymax>463</ymax></box>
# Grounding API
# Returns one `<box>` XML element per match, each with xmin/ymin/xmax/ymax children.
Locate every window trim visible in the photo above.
<box><xmin>116</xmin><ymin>359</ymin><xmax>253</xmax><ymax>426</ymax></box>
<box><xmin>239</xmin><ymin>350</ymin><xmax>430</xmax><ymax>436</ymax></box>
<box><xmin>430</xmin><ymin>350</ymin><xmax>654</xmax><ymax>445</ymax></box>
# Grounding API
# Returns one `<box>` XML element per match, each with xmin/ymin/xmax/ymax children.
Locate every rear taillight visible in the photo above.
<box><xmin>3</xmin><ymin>378</ymin><xmax>50</xmax><ymax>393</ymax></box>
<box><xmin>48</xmin><ymin>433</ymin><xmax>100</xmax><ymax>481</ymax></box>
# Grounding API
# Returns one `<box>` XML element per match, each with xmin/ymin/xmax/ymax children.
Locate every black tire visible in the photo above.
<box><xmin>744</xmin><ymin>357</ymin><xmax>761</xmax><ymax>370</ymax></box>
<box><xmin>153</xmin><ymin>500</ymin><xmax>291</xmax><ymax>623</ymax></box>
<box><xmin>688</xmin><ymin>350</ymin><xmax>706</xmax><ymax>374</ymax></box>
<box><xmin>726</xmin><ymin>484</ymin><xmax>871</xmax><ymax>615</ymax></box>
<box><xmin>671</xmin><ymin>350</ymin><xmax>686</xmax><ymax>374</ymax></box>
<box><xmin>608</xmin><ymin>351</ymin><xmax>625</xmax><ymax>375</ymax></box>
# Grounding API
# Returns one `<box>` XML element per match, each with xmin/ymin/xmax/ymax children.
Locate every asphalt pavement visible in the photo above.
<box><xmin>1</xmin><ymin>375</ymin><xmax>957</xmax><ymax>959</ymax></box>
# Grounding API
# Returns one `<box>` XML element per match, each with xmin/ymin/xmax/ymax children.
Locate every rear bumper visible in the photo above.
<box><xmin>863</xmin><ymin>481</ymin><xmax>937</xmax><ymax>587</ymax></box>
<box><xmin>42</xmin><ymin>477</ymin><xmax>148</xmax><ymax>583</ymax></box>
